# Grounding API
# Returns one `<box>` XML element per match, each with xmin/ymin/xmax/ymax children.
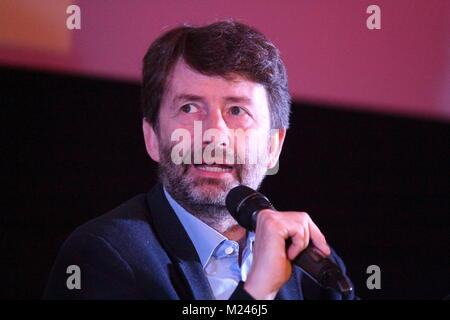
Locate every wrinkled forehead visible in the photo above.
<box><xmin>162</xmin><ymin>59</ymin><xmax>269</xmax><ymax>108</ymax></box>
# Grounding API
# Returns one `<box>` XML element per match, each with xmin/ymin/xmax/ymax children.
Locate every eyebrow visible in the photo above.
<box><xmin>172</xmin><ymin>94</ymin><xmax>205</xmax><ymax>105</ymax></box>
<box><xmin>223</xmin><ymin>96</ymin><xmax>253</xmax><ymax>105</ymax></box>
<box><xmin>172</xmin><ymin>94</ymin><xmax>253</xmax><ymax>105</ymax></box>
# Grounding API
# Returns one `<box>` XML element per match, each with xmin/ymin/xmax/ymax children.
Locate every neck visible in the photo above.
<box><xmin>187</xmin><ymin>205</ymin><xmax>248</xmax><ymax>264</ymax></box>
<box><xmin>181</xmin><ymin>201</ymin><xmax>247</xmax><ymax>245</ymax></box>
<box><xmin>222</xmin><ymin>224</ymin><xmax>247</xmax><ymax>243</ymax></box>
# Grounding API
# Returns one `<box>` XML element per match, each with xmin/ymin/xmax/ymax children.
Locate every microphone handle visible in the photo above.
<box><xmin>290</xmin><ymin>240</ymin><xmax>353</xmax><ymax>294</ymax></box>
<box><xmin>243</xmin><ymin>197</ymin><xmax>353</xmax><ymax>295</ymax></box>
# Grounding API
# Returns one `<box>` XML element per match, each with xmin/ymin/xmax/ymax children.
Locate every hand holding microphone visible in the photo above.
<box><xmin>226</xmin><ymin>185</ymin><xmax>353</xmax><ymax>300</ymax></box>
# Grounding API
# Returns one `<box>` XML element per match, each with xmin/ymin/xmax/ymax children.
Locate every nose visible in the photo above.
<box><xmin>202</xmin><ymin>108</ymin><xmax>230</xmax><ymax>148</ymax></box>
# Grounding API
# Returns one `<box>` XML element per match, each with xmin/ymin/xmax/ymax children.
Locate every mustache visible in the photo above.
<box><xmin>159</xmin><ymin>142</ymin><xmax>246</xmax><ymax>182</ymax></box>
<box><xmin>170</xmin><ymin>143</ymin><xmax>246</xmax><ymax>166</ymax></box>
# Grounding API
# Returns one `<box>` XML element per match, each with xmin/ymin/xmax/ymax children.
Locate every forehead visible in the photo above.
<box><xmin>163</xmin><ymin>59</ymin><xmax>269</xmax><ymax>105</ymax></box>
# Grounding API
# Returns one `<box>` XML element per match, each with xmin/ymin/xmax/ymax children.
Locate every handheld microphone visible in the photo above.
<box><xmin>225</xmin><ymin>185</ymin><xmax>353</xmax><ymax>296</ymax></box>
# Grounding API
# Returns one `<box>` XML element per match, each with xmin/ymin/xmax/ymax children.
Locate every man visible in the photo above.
<box><xmin>44</xmin><ymin>20</ymin><xmax>355</xmax><ymax>300</ymax></box>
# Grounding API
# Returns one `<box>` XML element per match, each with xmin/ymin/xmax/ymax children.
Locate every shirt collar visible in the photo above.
<box><xmin>163</xmin><ymin>187</ymin><xmax>226</xmax><ymax>267</ymax></box>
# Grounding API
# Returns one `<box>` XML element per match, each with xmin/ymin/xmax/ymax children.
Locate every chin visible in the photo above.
<box><xmin>190</xmin><ymin>182</ymin><xmax>230</xmax><ymax>202</ymax></box>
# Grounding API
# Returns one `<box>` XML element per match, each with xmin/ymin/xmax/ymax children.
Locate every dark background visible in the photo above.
<box><xmin>2</xmin><ymin>66</ymin><xmax>449</xmax><ymax>299</ymax></box>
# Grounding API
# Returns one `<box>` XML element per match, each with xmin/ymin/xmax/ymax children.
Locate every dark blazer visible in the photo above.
<box><xmin>43</xmin><ymin>183</ymin><xmax>355</xmax><ymax>300</ymax></box>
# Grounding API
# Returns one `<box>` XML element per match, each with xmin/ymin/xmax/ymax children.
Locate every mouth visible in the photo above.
<box><xmin>193</xmin><ymin>163</ymin><xmax>234</xmax><ymax>173</ymax></box>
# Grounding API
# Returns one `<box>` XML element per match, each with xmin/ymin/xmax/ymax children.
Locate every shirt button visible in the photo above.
<box><xmin>225</xmin><ymin>246</ymin><xmax>234</xmax><ymax>255</ymax></box>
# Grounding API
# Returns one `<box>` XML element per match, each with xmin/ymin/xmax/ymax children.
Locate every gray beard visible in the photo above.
<box><xmin>157</xmin><ymin>142</ymin><xmax>269</xmax><ymax>233</ymax></box>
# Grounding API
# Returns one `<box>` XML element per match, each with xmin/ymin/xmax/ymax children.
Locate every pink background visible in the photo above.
<box><xmin>1</xmin><ymin>0</ymin><xmax>449</xmax><ymax>121</ymax></box>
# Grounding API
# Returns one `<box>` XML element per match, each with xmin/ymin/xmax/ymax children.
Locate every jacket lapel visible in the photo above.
<box><xmin>146</xmin><ymin>184</ymin><xmax>214</xmax><ymax>300</ymax></box>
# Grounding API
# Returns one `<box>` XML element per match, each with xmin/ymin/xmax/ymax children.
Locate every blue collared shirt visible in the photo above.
<box><xmin>164</xmin><ymin>188</ymin><xmax>255</xmax><ymax>300</ymax></box>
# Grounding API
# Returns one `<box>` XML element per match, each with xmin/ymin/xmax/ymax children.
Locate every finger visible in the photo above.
<box><xmin>307</xmin><ymin>219</ymin><xmax>331</xmax><ymax>256</ymax></box>
<box><xmin>286</xmin><ymin>220</ymin><xmax>310</xmax><ymax>260</ymax></box>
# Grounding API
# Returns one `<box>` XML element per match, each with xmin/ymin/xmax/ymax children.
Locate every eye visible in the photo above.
<box><xmin>180</xmin><ymin>104</ymin><xmax>199</xmax><ymax>114</ymax></box>
<box><xmin>230</xmin><ymin>106</ymin><xmax>246</xmax><ymax>116</ymax></box>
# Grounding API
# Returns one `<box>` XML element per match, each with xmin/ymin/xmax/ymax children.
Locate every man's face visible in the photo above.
<box><xmin>143</xmin><ymin>59</ymin><xmax>285</xmax><ymax>227</ymax></box>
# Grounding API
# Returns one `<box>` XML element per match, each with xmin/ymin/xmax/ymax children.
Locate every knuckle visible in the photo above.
<box><xmin>289</xmin><ymin>211</ymin><xmax>309</xmax><ymax>222</ymax></box>
<box><xmin>293</xmin><ymin>228</ymin><xmax>305</xmax><ymax>240</ymax></box>
<box><xmin>291</xmin><ymin>212</ymin><xmax>309</xmax><ymax>227</ymax></box>
<box><xmin>299</xmin><ymin>211</ymin><xmax>310</xmax><ymax>220</ymax></box>
<box><xmin>258</xmin><ymin>209</ymin><xmax>280</xmax><ymax>225</ymax></box>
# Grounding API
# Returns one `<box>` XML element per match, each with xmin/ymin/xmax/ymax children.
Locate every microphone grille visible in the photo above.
<box><xmin>225</xmin><ymin>185</ymin><xmax>257</xmax><ymax>219</ymax></box>
<box><xmin>226</xmin><ymin>185</ymin><xmax>274</xmax><ymax>230</ymax></box>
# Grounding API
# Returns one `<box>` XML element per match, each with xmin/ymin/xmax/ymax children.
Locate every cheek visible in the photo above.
<box><xmin>233</xmin><ymin>130</ymin><xmax>270</xmax><ymax>164</ymax></box>
<box><xmin>160</xmin><ymin>124</ymin><xmax>197</xmax><ymax>161</ymax></box>
<box><xmin>225</xmin><ymin>114</ymin><xmax>253</xmax><ymax>129</ymax></box>
<box><xmin>161</xmin><ymin>123</ymin><xmax>190</xmax><ymax>145</ymax></box>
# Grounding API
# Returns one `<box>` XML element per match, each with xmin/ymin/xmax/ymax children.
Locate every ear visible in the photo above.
<box><xmin>267</xmin><ymin>128</ymin><xmax>287</xmax><ymax>169</ymax></box>
<box><xmin>142</xmin><ymin>118</ymin><xmax>160</xmax><ymax>162</ymax></box>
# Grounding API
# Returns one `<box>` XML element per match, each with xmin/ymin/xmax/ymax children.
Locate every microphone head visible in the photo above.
<box><xmin>226</xmin><ymin>185</ymin><xmax>257</xmax><ymax>216</ymax></box>
<box><xmin>226</xmin><ymin>185</ymin><xmax>273</xmax><ymax>231</ymax></box>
